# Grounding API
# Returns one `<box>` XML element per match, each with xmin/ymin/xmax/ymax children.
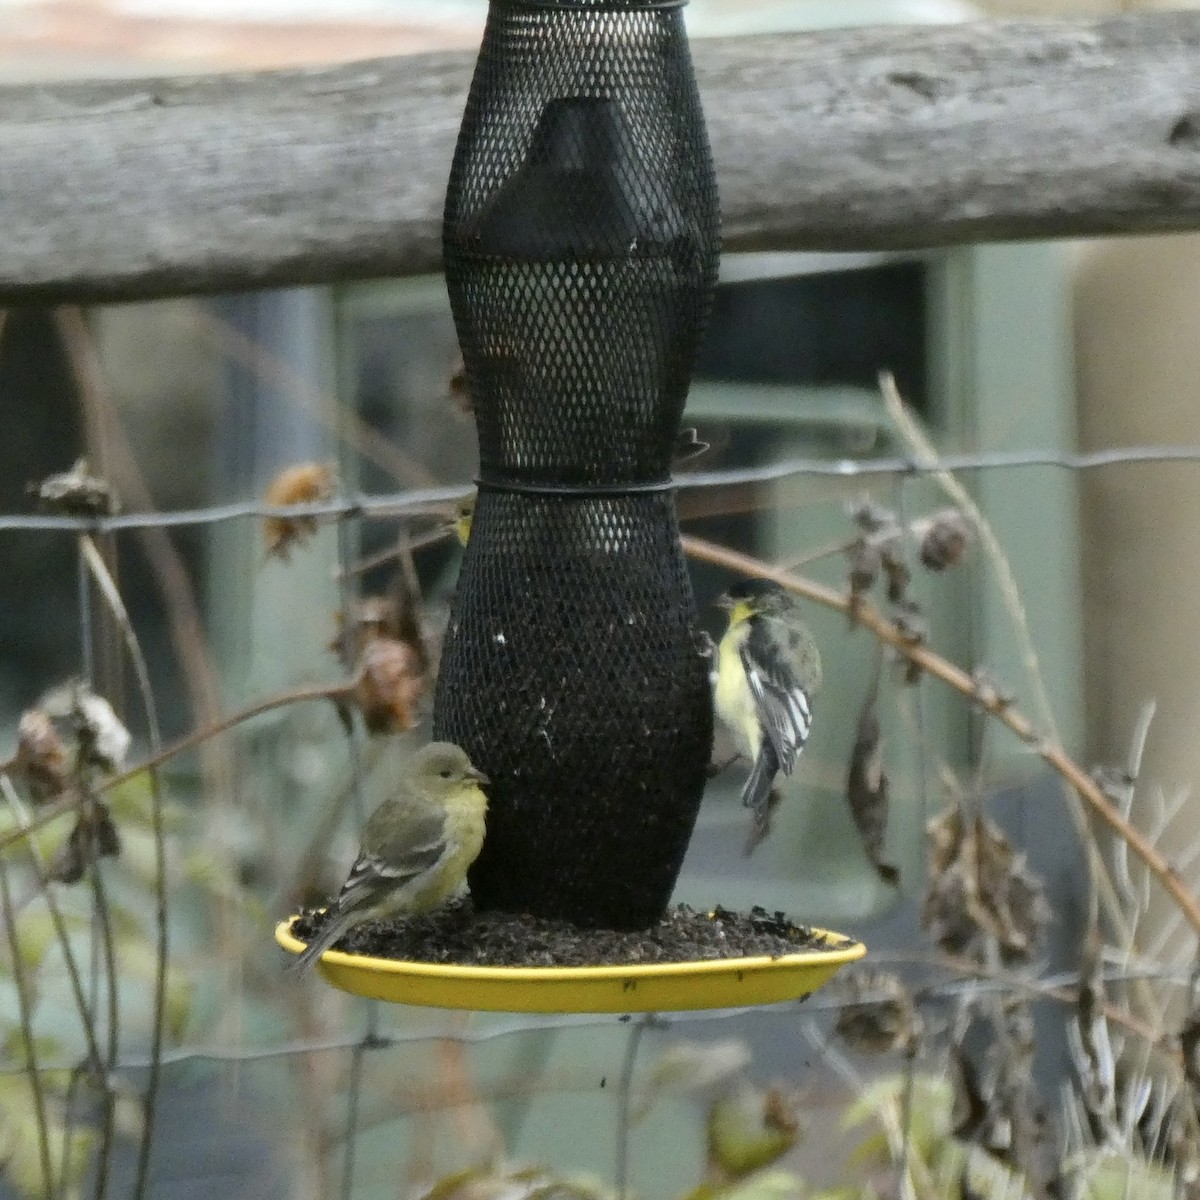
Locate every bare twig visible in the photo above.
<box><xmin>0</xmin><ymin>853</ymin><xmax>53</xmax><ymax>1200</ymax></box>
<box><xmin>87</xmin><ymin>858</ymin><xmax>119</xmax><ymax>1200</ymax></box>
<box><xmin>616</xmin><ymin>1016</ymin><xmax>654</xmax><ymax>1200</ymax></box>
<box><xmin>0</xmin><ymin>774</ymin><xmax>105</xmax><ymax>1074</ymax></box>
<box><xmin>79</xmin><ymin>535</ymin><xmax>168</xmax><ymax>1200</ymax></box>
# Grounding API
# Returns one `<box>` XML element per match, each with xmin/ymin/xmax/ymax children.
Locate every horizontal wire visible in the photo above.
<box><xmin>8</xmin><ymin>963</ymin><xmax>1186</xmax><ymax>1078</ymax></box>
<box><xmin>8</xmin><ymin>444</ymin><xmax>1200</xmax><ymax>534</ymax></box>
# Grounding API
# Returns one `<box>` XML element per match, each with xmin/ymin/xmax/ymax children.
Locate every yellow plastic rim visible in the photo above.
<box><xmin>275</xmin><ymin>915</ymin><xmax>865</xmax><ymax>1012</ymax></box>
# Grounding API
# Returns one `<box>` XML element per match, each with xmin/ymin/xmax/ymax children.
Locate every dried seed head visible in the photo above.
<box><xmin>848</xmin><ymin>499</ymin><xmax>898</xmax><ymax>534</ymax></box>
<box><xmin>847</xmin><ymin>538</ymin><xmax>882</xmax><ymax>599</ymax></box>
<box><xmin>882</xmin><ymin>545</ymin><xmax>912</xmax><ymax>604</ymax></box>
<box><xmin>37</xmin><ymin>682</ymin><xmax>130</xmax><ymax>775</ymax></box>
<box><xmin>353</xmin><ymin>636</ymin><xmax>426</xmax><ymax>734</ymax></box>
<box><xmin>845</xmin><ymin>691</ymin><xmax>899</xmax><ymax>886</ymax></box>
<box><xmin>834</xmin><ymin>970</ymin><xmax>920</xmax><ymax>1054</ymax></box>
<box><xmin>30</xmin><ymin>458</ymin><xmax>118</xmax><ymax>517</ymax></box>
<box><xmin>918</xmin><ymin>508</ymin><xmax>972</xmax><ymax>572</ymax></box>
<box><xmin>922</xmin><ymin>804</ymin><xmax>1051</xmax><ymax>962</ymax></box>
<box><xmin>892</xmin><ymin>599</ymin><xmax>928</xmax><ymax>646</ymax></box>
<box><xmin>262</xmin><ymin>462</ymin><xmax>336</xmax><ymax>562</ymax></box>
<box><xmin>14</xmin><ymin>709</ymin><xmax>69</xmax><ymax>803</ymax></box>
<box><xmin>74</xmin><ymin>691</ymin><xmax>131</xmax><ymax>774</ymax></box>
<box><xmin>49</xmin><ymin>803</ymin><xmax>121</xmax><ymax>885</ymax></box>
<box><xmin>330</xmin><ymin>595</ymin><xmax>402</xmax><ymax>663</ymax></box>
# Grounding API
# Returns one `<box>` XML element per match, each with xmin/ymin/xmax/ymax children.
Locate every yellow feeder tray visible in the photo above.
<box><xmin>275</xmin><ymin>916</ymin><xmax>865</xmax><ymax>1013</ymax></box>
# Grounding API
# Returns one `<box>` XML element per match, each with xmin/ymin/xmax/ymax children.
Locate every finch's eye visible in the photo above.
<box><xmin>439</xmin><ymin>768</ymin><xmax>453</xmax><ymax>780</ymax></box>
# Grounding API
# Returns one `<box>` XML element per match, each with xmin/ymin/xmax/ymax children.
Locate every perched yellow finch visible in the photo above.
<box><xmin>714</xmin><ymin>581</ymin><xmax>822</xmax><ymax>849</ymax></box>
<box><xmin>291</xmin><ymin>741</ymin><xmax>489</xmax><ymax>972</ymax></box>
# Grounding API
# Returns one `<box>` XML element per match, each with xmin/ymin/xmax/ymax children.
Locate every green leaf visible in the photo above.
<box><xmin>707</xmin><ymin>1085</ymin><xmax>800</xmax><ymax>1180</ymax></box>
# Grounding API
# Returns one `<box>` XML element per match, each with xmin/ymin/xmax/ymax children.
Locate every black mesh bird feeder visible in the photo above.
<box><xmin>433</xmin><ymin>0</ymin><xmax>720</xmax><ymax>931</ymax></box>
<box><xmin>277</xmin><ymin>0</ymin><xmax>868</xmax><ymax>1005</ymax></box>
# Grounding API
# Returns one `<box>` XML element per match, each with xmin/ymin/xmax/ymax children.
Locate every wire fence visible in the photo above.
<box><xmin>4</xmin><ymin>434</ymin><xmax>1200</xmax><ymax>1200</ymax></box>
<box><xmin>8</xmin><ymin>442</ymin><xmax>1200</xmax><ymax>534</ymax></box>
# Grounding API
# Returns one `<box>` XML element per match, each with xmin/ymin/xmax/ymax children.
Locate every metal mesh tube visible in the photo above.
<box><xmin>436</xmin><ymin>0</ymin><xmax>719</xmax><ymax>928</ymax></box>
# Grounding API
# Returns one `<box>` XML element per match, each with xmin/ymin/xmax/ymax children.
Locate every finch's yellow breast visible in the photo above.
<box><xmin>417</xmin><ymin>784</ymin><xmax>488</xmax><ymax>909</ymax></box>
<box><xmin>714</xmin><ymin>620</ymin><xmax>760</xmax><ymax>760</ymax></box>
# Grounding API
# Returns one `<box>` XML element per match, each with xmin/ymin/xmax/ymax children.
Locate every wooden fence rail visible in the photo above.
<box><xmin>1</xmin><ymin>11</ymin><xmax>1199</xmax><ymax>303</ymax></box>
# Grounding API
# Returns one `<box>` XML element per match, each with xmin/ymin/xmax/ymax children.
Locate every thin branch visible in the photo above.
<box><xmin>680</xmin><ymin>534</ymin><xmax>1200</xmax><ymax>939</ymax></box>
<box><xmin>616</xmin><ymin>1016</ymin><xmax>653</xmax><ymax>1200</ymax></box>
<box><xmin>0</xmin><ymin>853</ymin><xmax>54</xmax><ymax>1200</ymax></box>
<box><xmin>79</xmin><ymin>535</ymin><xmax>167</xmax><ymax>1200</ymax></box>
<box><xmin>86</xmin><ymin>857</ymin><xmax>119</xmax><ymax>1200</ymax></box>
<box><xmin>0</xmin><ymin>774</ymin><xmax>105</xmax><ymax>1075</ymax></box>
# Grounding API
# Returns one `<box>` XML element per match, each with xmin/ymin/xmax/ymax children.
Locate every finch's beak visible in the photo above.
<box><xmin>467</xmin><ymin>765</ymin><xmax>491</xmax><ymax>787</ymax></box>
<box><xmin>714</xmin><ymin>592</ymin><xmax>734</xmax><ymax>611</ymax></box>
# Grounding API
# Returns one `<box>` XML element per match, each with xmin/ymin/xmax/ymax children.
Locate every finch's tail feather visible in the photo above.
<box><xmin>741</xmin><ymin>743</ymin><xmax>778</xmax><ymax>813</ymax></box>
<box><xmin>290</xmin><ymin>911</ymin><xmax>352</xmax><ymax>974</ymax></box>
<box><xmin>743</xmin><ymin>786</ymin><xmax>782</xmax><ymax>857</ymax></box>
<box><xmin>741</xmin><ymin>743</ymin><xmax>781</xmax><ymax>857</ymax></box>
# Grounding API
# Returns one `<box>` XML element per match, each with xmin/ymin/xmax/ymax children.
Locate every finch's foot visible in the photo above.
<box><xmin>706</xmin><ymin>753</ymin><xmax>739</xmax><ymax>780</ymax></box>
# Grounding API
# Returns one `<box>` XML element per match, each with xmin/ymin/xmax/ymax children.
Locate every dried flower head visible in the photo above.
<box><xmin>917</xmin><ymin>508</ymin><xmax>972</xmax><ymax>572</ymax></box>
<box><xmin>847</xmin><ymin>538</ymin><xmax>882</xmax><ymax>601</ymax></box>
<box><xmin>330</xmin><ymin>595</ymin><xmax>402</xmax><ymax>664</ymax></box>
<box><xmin>49</xmin><ymin>803</ymin><xmax>121</xmax><ymax>885</ymax></box>
<box><xmin>845</xmin><ymin>687</ymin><xmax>899</xmax><ymax>885</ymax></box>
<box><xmin>75</xmin><ymin>691</ymin><xmax>131</xmax><ymax>774</ymax></box>
<box><xmin>881</xmin><ymin>544</ymin><xmax>912</xmax><ymax>604</ymax></box>
<box><xmin>14</xmin><ymin>709</ymin><xmax>69</xmax><ymax>803</ymax></box>
<box><xmin>834</xmin><ymin>969</ymin><xmax>920</xmax><ymax>1054</ymax></box>
<box><xmin>353</xmin><ymin>636</ymin><xmax>426</xmax><ymax>734</ymax></box>
<box><xmin>848</xmin><ymin>499</ymin><xmax>898</xmax><ymax>535</ymax></box>
<box><xmin>923</xmin><ymin>804</ymin><xmax>1051</xmax><ymax>962</ymax></box>
<box><xmin>30</xmin><ymin>458</ymin><xmax>117</xmax><ymax>517</ymax></box>
<box><xmin>41</xmin><ymin>682</ymin><xmax>131</xmax><ymax>775</ymax></box>
<box><xmin>262</xmin><ymin>462</ymin><xmax>336</xmax><ymax>562</ymax></box>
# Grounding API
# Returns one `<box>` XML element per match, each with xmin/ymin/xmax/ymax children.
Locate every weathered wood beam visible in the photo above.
<box><xmin>1</xmin><ymin>12</ymin><xmax>1199</xmax><ymax>304</ymax></box>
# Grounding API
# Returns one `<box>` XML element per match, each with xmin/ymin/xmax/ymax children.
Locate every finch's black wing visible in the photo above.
<box><xmin>739</xmin><ymin>620</ymin><xmax>813</xmax><ymax>776</ymax></box>
<box><xmin>335</xmin><ymin>808</ymin><xmax>448</xmax><ymax>912</ymax></box>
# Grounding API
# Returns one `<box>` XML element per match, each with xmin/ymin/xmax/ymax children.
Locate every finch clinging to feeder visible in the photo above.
<box><xmin>714</xmin><ymin>581</ymin><xmax>822</xmax><ymax>851</ymax></box>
